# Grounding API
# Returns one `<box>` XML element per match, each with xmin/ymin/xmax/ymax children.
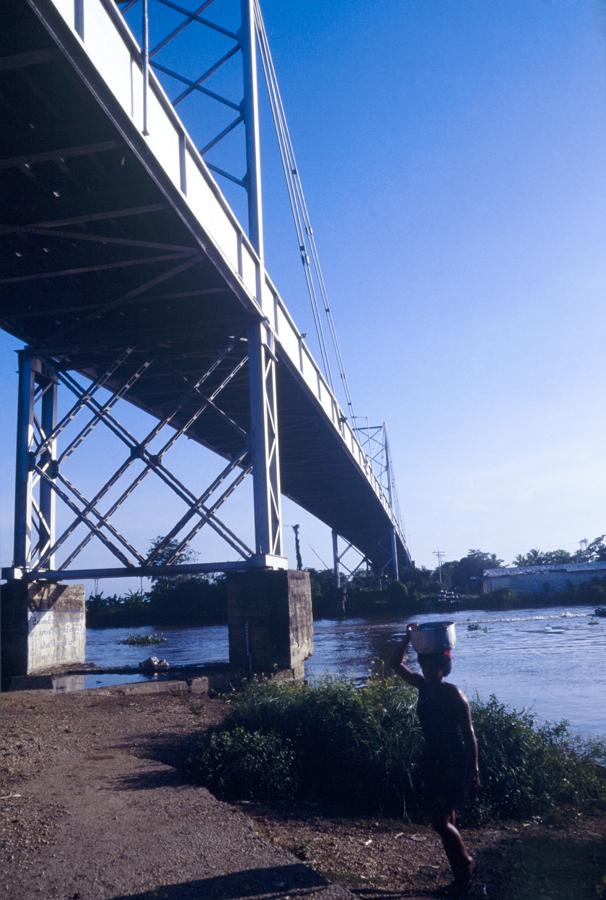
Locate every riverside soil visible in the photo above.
<box><xmin>1</xmin><ymin>687</ymin><xmax>604</xmax><ymax>899</ymax></box>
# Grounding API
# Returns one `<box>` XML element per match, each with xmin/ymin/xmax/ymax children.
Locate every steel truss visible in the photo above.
<box><xmin>331</xmin><ymin>530</ymin><xmax>370</xmax><ymax>589</ymax></box>
<box><xmin>113</xmin><ymin>0</ymin><xmax>285</xmax><ymax>568</ymax></box>
<box><xmin>331</xmin><ymin>528</ymin><xmax>401</xmax><ymax>588</ymax></box>
<box><xmin>115</xmin><ymin>0</ymin><xmax>256</xmax><ymax>195</ymax></box>
<box><xmin>353</xmin><ymin>423</ymin><xmax>404</xmax><ymax>581</ymax></box>
<box><xmin>6</xmin><ymin>342</ymin><xmax>270</xmax><ymax>582</ymax></box>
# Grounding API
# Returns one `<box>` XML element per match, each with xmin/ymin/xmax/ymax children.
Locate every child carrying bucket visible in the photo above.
<box><xmin>390</xmin><ymin>622</ymin><xmax>480</xmax><ymax>895</ymax></box>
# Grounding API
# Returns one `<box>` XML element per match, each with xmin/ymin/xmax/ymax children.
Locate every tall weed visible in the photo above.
<box><xmin>470</xmin><ymin>695</ymin><xmax>606</xmax><ymax>820</ymax></box>
<box><xmin>187</xmin><ymin>678</ymin><xmax>606</xmax><ymax>821</ymax></box>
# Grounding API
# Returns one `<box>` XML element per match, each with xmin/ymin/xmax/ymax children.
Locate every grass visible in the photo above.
<box><xmin>186</xmin><ymin>677</ymin><xmax>606</xmax><ymax>822</ymax></box>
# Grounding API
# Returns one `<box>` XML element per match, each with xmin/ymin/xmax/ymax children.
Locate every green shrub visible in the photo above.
<box><xmin>187</xmin><ymin>678</ymin><xmax>606</xmax><ymax>821</ymax></box>
<box><xmin>469</xmin><ymin>695</ymin><xmax>606</xmax><ymax>821</ymax></box>
<box><xmin>187</xmin><ymin>726</ymin><xmax>297</xmax><ymax>802</ymax></box>
<box><xmin>226</xmin><ymin>676</ymin><xmax>422</xmax><ymax>814</ymax></box>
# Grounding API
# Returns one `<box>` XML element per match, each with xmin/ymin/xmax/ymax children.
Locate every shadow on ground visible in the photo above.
<box><xmin>466</xmin><ymin>828</ymin><xmax>606</xmax><ymax>900</ymax></box>
<box><xmin>110</xmin><ymin>862</ymin><xmax>334</xmax><ymax>899</ymax></box>
<box><xmin>348</xmin><ymin>890</ymin><xmax>438</xmax><ymax>899</ymax></box>
<box><xmin>128</xmin><ymin>728</ymin><xmax>201</xmax><ymax>770</ymax></box>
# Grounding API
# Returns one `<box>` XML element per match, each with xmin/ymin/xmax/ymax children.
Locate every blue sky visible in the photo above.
<box><xmin>1</xmin><ymin>0</ymin><xmax>604</xmax><ymax>578</ymax></box>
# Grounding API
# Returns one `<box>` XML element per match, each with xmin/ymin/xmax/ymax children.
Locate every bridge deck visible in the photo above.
<box><xmin>0</xmin><ymin>0</ymin><xmax>410</xmax><ymax>573</ymax></box>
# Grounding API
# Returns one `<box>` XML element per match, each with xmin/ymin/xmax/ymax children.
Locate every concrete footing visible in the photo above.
<box><xmin>1</xmin><ymin>571</ymin><xmax>312</xmax><ymax>691</ymax></box>
<box><xmin>1</xmin><ymin>581</ymin><xmax>86</xmax><ymax>690</ymax></box>
<box><xmin>227</xmin><ymin>569</ymin><xmax>313</xmax><ymax>679</ymax></box>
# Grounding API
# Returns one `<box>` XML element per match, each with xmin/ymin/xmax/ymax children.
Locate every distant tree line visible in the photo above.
<box><xmin>86</xmin><ymin>535</ymin><xmax>606</xmax><ymax>627</ymax></box>
<box><xmin>431</xmin><ymin>535</ymin><xmax>606</xmax><ymax>594</ymax></box>
<box><xmin>86</xmin><ymin>576</ymin><xmax>228</xmax><ymax>629</ymax></box>
<box><xmin>512</xmin><ymin>534</ymin><xmax>606</xmax><ymax>568</ymax></box>
<box><xmin>86</xmin><ymin>537</ymin><xmax>227</xmax><ymax>628</ymax></box>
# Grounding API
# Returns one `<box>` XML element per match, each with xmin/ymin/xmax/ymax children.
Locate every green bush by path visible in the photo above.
<box><xmin>186</xmin><ymin>678</ymin><xmax>606</xmax><ymax>821</ymax></box>
<box><xmin>471</xmin><ymin>695</ymin><xmax>606</xmax><ymax>820</ymax></box>
<box><xmin>188</xmin><ymin>726</ymin><xmax>297</xmax><ymax>802</ymax></box>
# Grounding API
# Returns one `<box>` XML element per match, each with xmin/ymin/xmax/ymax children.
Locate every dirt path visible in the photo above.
<box><xmin>1</xmin><ymin>685</ymin><xmax>605</xmax><ymax>899</ymax></box>
<box><xmin>0</xmin><ymin>686</ymin><xmax>350</xmax><ymax>899</ymax></box>
<box><xmin>251</xmin><ymin>809</ymin><xmax>606</xmax><ymax>899</ymax></box>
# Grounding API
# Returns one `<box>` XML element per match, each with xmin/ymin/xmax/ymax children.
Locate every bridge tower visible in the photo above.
<box><xmin>240</xmin><ymin>0</ymin><xmax>283</xmax><ymax>564</ymax></box>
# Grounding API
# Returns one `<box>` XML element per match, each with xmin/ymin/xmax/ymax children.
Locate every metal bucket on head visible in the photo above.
<box><xmin>410</xmin><ymin>621</ymin><xmax>456</xmax><ymax>654</ymax></box>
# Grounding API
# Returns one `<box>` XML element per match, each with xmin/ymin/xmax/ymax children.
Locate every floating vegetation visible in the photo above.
<box><xmin>119</xmin><ymin>633</ymin><xmax>167</xmax><ymax>646</ymax></box>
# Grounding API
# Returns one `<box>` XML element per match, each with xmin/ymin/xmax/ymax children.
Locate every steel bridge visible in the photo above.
<box><xmin>0</xmin><ymin>0</ymin><xmax>411</xmax><ymax>586</ymax></box>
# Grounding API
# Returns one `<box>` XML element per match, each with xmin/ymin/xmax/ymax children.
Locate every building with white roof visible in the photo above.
<box><xmin>482</xmin><ymin>561</ymin><xmax>606</xmax><ymax>595</ymax></box>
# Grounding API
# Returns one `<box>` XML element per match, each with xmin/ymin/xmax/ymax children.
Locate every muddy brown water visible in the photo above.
<box><xmin>85</xmin><ymin>604</ymin><xmax>606</xmax><ymax>740</ymax></box>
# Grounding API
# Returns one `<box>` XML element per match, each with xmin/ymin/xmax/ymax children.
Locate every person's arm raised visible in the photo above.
<box><xmin>389</xmin><ymin>625</ymin><xmax>424</xmax><ymax>688</ymax></box>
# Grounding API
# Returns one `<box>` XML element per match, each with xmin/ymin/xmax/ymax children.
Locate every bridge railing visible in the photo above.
<box><xmin>38</xmin><ymin>0</ymin><xmax>406</xmax><ymax>548</ymax></box>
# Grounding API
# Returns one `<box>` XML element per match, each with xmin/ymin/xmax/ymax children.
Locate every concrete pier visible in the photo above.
<box><xmin>1</xmin><ymin>581</ymin><xmax>86</xmax><ymax>690</ymax></box>
<box><xmin>227</xmin><ymin>570</ymin><xmax>313</xmax><ymax>679</ymax></box>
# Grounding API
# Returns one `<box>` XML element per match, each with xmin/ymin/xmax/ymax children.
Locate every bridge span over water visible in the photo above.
<box><xmin>0</xmin><ymin>0</ymin><xmax>411</xmax><ymax>587</ymax></box>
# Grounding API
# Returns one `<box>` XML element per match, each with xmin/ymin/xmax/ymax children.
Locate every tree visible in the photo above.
<box><xmin>399</xmin><ymin>565</ymin><xmax>436</xmax><ymax>593</ymax></box>
<box><xmin>575</xmin><ymin>535</ymin><xmax>606</xmax><ymax>563</ymax></box>
<box><xmin>147</xmin><ymin>535</ymin><xmax>197</xmax><ymax>574</ymax></box>
<box><xmin>307</xmin><ymin>568</ymin><xmax>340</xmax><ymax>617</ymax></box>
<box><xmin>541</xmin><ymin>550</ymin><xmax>572</xmax><ymax>565</ymax></box>
<box><xmin>439</xmin><ymin>550</ymin><xmax>503</xmax><ymax>594</ymax></box>
<box><xmin>514</xmin><ymin>548</ymin><xmax>572</xmax><ymax>566</ymax></box>
<box><xmin>514</xmin><ymin>535</ymin><xmax>606</xmax><ymax>567</ymax></box>
<box><xmin>514</xmin><ymin>548</ymin><xmax>544</xmax><ymax>567</ymax></box>
<box><xmin>146</xmin><ymin>536</ymin><xmax>227</xmax><ymax>624</ymax></box>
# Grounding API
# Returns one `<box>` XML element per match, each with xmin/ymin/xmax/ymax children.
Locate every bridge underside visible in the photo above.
<box><xmin>0</xmin><ymin>1</ymin><xmax>409</xmax><ymax>575</ymax></box>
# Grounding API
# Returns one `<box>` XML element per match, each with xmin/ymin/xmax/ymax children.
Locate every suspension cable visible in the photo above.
<box><xmin>253</xmin><ymin>4</ymin><xmax>333</xmax><ymax>388</ymax></box>
<box><xmin>254</xmin><ymin>1</ymin><xmax>358</xmax><ymax>424</ymax></box>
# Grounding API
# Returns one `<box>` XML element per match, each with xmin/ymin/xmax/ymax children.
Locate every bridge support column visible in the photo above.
<box><xmin>332</xmin><ymin>529</ymin><xmax>341</xmax><ymax>588</ymax></box>
<box><xmin>390</xmin><ymin>527</ymin><xmax>400</xmax><ymax>582</ymax></box>
<box><xmin>13</xmin><ymin>350</ymin><xmax>35</xmax><ymax>570</ymax></box>
<box><xmin>1</xmin><ymin>580</ymin><xmax>86</xmax><ymax>690</ymax></box>
<box><xmin>227</xmin><ymin>570</ymin><xmax>312</xmax><ymax>679</ymax></box>
<box><xmin>247</xmin><ymin>321</ymin><xmax>284</xmax><ymax>562</ymax></box>
<box><xmin>13</xmin><ymin>351</ymin><xmax>58</xmax><ymax>575</ymax></box>
<box><xmin>241</xmin><ymin>0</ymin><xmax>284</xmax><ymax>565</ymax></box>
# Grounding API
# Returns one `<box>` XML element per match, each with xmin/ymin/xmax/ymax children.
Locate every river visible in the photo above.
<box><xmin>86</xmin><ymin>603</ymin><xmax>606</xmax><ymax>740</ymax></box>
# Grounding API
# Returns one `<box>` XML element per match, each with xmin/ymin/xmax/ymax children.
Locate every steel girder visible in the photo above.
<box><xmin>5</xmin><ymin>343</ymin><xmax>262</xmax><ymax>582</ymax></box>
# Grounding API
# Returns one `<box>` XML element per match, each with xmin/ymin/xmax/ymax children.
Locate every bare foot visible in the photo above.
<box><xmin>453</xmin><ymin>857</ymin><xmax>477</xmax><ymax>893</ymax></box>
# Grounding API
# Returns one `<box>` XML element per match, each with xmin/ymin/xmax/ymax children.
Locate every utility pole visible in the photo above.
<box><xmin>433</xmin><ymin>549</ymin><xmax>445</xmax><ymax>585</ymax></box>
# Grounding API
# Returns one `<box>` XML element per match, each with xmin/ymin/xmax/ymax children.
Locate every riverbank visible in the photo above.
<box><xmin>86</xmin><ymin>589</ymin><xmax>606</xmax><ymax>630</ymax></box>
<box><xmin>84</xmin><ymin>605</ymin><xmax>606</xmax><ymax>738</ymax></box>
<box><xmin>2</xmin><ymin>688</ymin><xmax>605</xmax><ymax>899</ymax></box>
